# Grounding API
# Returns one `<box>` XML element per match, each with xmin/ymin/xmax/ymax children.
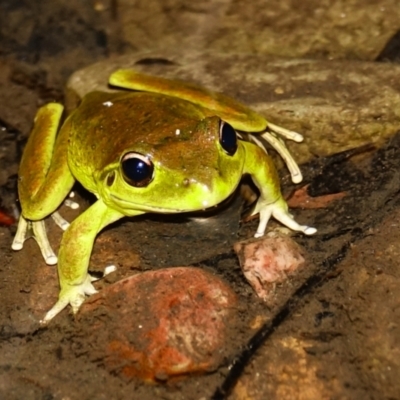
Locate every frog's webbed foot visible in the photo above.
<box><xmin>12</xmin><ymin>211</ymin><xmax>71</xmax><ymax>265</ymax></box>
<box><xmin>12</xmin><ymin>216</ymin><xmax>58</xmax><ymax>265</ymax></box>
<box><xmin>248</xmin><ymin>123</ymin><xmax>304</xmax><ymax>184</ymax></box>
<box><xmin>41</xmin><ymin>275</ymin><xmax>97</xmax><ymax>323</ymax></box>
<box><xmin>252</xmin><ymin>197</ymin><xmax>317</xmax><ymax>238</ymax></box>
<box><xmin>41</xmin><ymin>265</ymin><xmax>117</xmax><ymax>324</ymax></box>
<box><xmin>11</xmin><ymin>211</ymin><xmax>72</xmax><ymax>265</ymax></box>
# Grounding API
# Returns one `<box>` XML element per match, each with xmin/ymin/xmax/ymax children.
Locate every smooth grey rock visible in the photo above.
<box><xmin>116</xmin><ymin>0</ymin><xmax>400</xmax><ymax>61</ymax></box>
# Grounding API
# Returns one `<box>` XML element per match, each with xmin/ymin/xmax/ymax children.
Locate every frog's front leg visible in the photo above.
<box><xmin>242</xmin><ymin>141</ymin><xmax>316</xmax><ymax>237</ymax></box>
<box><xmin>42</xmin><ymin>200</ymin><xmax>127</xmax><ymax>323</ymax></box>
<box><xmin>11</xmin><ymin>103</ymin><xmax>75</xmax><ymax>264</ymax></box>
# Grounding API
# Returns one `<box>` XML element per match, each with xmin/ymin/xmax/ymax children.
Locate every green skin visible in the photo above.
<box><xmin>13</xmin><ymin>70</ymin><xmax>315</xmax><ymax>322</ymax></box>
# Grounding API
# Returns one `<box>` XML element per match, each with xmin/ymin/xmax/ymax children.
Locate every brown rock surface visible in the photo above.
<box><xmin>230</xmin><ymin>205</ymin><xmax>400</xmax><ymax>400</ymax></box>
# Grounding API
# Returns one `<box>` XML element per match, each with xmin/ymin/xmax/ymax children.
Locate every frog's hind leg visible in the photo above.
<box><xmin>109</xmin><ymin>69</ymin><xmax>268</xmax><ymax>132</ymax></box>
<box><xmin>109</xmin><ymin>69</ymin><xmax>304</xmax><ymax>184</ymax></box>
<box><xmin>11</xmin><ymin>103</ymin><xmax>75</xmax><ymax>264</ymax></box>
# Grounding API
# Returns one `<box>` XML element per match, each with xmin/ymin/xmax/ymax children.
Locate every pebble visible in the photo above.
<box><xmin>234</xmin><ymin>234</ymin><xmax>306</xmax><ymax>304</ymax></box>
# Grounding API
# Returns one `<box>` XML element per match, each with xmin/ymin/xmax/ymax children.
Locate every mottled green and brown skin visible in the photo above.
<box><xmin>12</xmin><ymin>70</ymin><xmax>316</xmax><ymax>322</ymax></box>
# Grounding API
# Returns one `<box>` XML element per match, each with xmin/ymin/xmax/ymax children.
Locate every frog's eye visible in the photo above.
<box><xmin>121</xmin><ymin>152</ymin><xmax>154</xmax><ymax>187</ymax></box>
<box><xmin>219</xmin><ymin>121</ymin><xmax>237</xmax><ymax>156</ymax></box>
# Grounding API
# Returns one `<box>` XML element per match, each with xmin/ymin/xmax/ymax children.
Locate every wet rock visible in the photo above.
<box><xmin>234</xmin><ymin>234</ymin><xmax>306</xmax><ymax>305</ymax></box>
<box><xmin>116</xmin><ymin>0</ymin><xmax>400</xmax><ymax>61</ymax></box>
<box><xmin>77</xmin><ymin>267</ymin><xmax>237</xmax><ymax>381</ymax></box>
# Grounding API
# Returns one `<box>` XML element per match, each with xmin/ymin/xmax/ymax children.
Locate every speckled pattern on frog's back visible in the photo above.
<box><xmin>66</xmin><ymin>91</ymin><xmax>216</xmax><ymax>190</ymax></box>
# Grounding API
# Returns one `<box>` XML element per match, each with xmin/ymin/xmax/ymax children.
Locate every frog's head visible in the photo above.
<box><xmin>96</xmin><ymin>116</ymin><xmax>245</xmax><ymax>215</ymax></box>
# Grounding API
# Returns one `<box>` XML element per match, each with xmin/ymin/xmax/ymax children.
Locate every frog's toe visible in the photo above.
<box><xmin>11</xmin><ymin>216</ymin><xmax>28</xmax><ymax>251</ymax></box>
<box><xmin>272</xmin><ymin>205</ymin><xmax>317</xmax><ymax>235</ymax></box>
<box><xmin>41</xmin><ymin>298</ymin><xmax>71</xmax><ymax>324</ymax></box>
<box><xmin>41</xmin><ymin>277</ymin><xmax>98</xmax><ymax>323</ymax></box>
<box><xmin>104</xmin><ymin>264</ymin><xmax>117</xmax><ymax>276</ymax></box>
<box><xmin>11</xmin><ymin>239</ymin><xmax>24</xmax><ymax>251</ymax></box>
<box><xmin>303</xmin><ymin>226</ymin><xmax>317</xmax><ymax>235</ymax></box>
<box><xmin>82</xmin><ymin>283</ymin><xmax>98</xmax><ymax>296</ymax></box>
<box><xmin>258</xmin><ymin>126</ymin><xmax>303</xmax><ymax>184</ymax></box>
<box><xmin>267</xmin><ymin>122</ymin><xmax>303</xmax><ymax>143</ymax></box>
<box><xmin>32</xmin><ymin>220</ymin><xmax>58</xmax><ymax>264</ymax></box>
<box><xmin>63</xmin><ymin>191</ymin><xmax>80</xmax><ymax>210</ymax></box>
<box><xmin>64</xmin><ymin>199</ymin><xmax>79</xmax><ymax>210</ymax></box>
<box><xmin>44</xmin><ymin>254</ymin><xmax>58</xmax><ymax>265</ymax></box>
<box><xmin>89</xmin><ymin>265</ymin><xmax>117</xmax><ymax>282</ymax></box>
<box><xmin>271</xmin><ymin>206</ymin><xmax>316</xmax><ymax>235</ymax></box>
<box><xmin>51</xmin><ymin>211</ymin><xmax>70</xmax><ymax>231</ymax></box>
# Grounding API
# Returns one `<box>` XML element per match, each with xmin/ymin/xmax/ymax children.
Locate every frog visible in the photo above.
<box><xmin>11</xmin><ymin>69</ymin><xmax>316</xmax><ymax>323</ymax></box>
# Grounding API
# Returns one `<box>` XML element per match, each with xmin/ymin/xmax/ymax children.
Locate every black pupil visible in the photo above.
<box><xmin>220</xmin><ymin>122</ymin><xmax>237</xmax><ymax>155</ymax></box>
<box><xmin>122</xmin><ymin>156</ymin><xmax>153</xmax><ymax>187</ymax></box>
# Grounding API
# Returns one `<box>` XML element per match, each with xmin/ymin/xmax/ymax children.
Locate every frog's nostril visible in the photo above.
<box><xmin>106</xmin><ymin>171</ymin><xmax>115</xmax><ymax>186</ymax></box>
<box><xmin>182</xmin><ymin>178</ymin><xmax>190</xmax><ymax>187</ymax></box>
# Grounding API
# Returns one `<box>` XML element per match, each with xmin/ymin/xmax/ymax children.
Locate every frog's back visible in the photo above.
<box><xmin>67</xmin><ymin>90</ymin><xmax>207</xmax><ymax>184</ymax></box>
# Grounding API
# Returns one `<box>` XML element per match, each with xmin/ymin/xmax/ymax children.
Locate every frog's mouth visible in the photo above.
<box><xmin>109</xmin><ymin>193</ymin><xmax>229</xmax><ymax>215</ymax></box>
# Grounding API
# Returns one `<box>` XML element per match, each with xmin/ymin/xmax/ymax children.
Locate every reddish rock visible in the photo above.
<box><xmin>77</xmin><ymin>267</ymin><xmax>237</xmax><ymax>381</ymax></box>
<box><xmin>234</xmin><ymin>234</ymin><xmax>306</xmax><ymax>304</ymax></box>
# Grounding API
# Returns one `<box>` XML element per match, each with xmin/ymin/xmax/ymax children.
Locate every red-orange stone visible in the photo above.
<box><xmin>78</xmin><ymin>267</ymin><xmax>237</xmax><ymax>381</ymax></box>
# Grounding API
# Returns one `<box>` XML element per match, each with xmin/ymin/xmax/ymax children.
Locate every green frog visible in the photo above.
<box><xmin>11</xmin><ymin>69</ymin><xmax>316</xmax><ymax>322</ymax></box>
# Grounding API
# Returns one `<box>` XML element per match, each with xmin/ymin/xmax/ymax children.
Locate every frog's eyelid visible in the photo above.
<box><xmin>122</xmin><ymin>152</ymin><xmax>151</xmax><ymax>164</ymax></box>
